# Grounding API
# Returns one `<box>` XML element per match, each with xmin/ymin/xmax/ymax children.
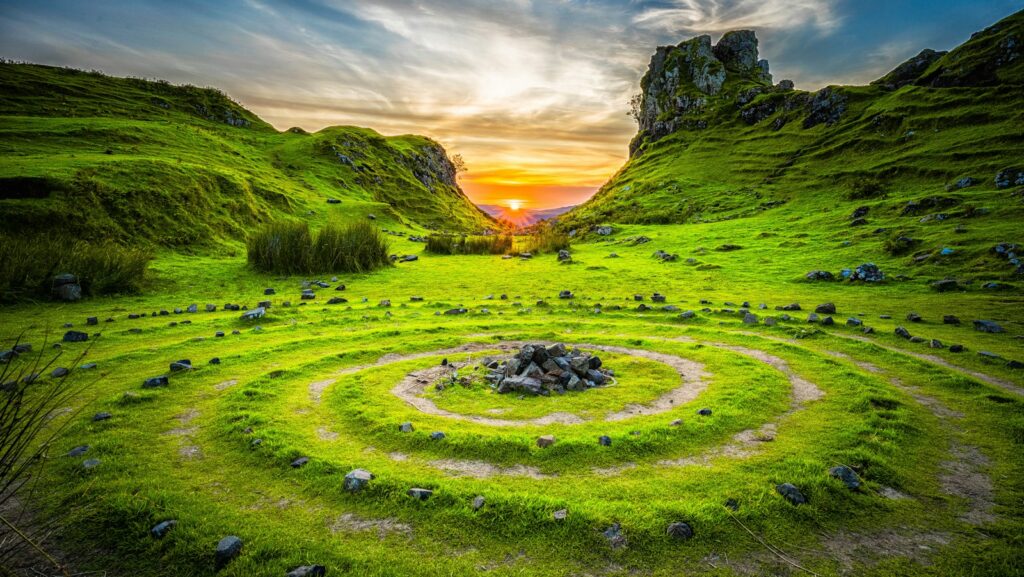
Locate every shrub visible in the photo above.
<box><xmin>0</xmin><ymin>335</ymin><xmax>94</xmax><ymax>572</ymax></box>
<box><xmin>425</xmin><ymin>234</ymin><xmax>512</xmax><ymax>255</ymax></box>
<box><xmin>521</xmin><ymin>226</ymin><xmax>571</xmax><ymax>254</ymax></box>
<box><xmin>0</xmin><ymin>234</ymin><xmax>150</xmax><ymax>301</ymax></box>
<box><xmin>846</xmin><ymin>177</ymin><xmax>886</xmax><ymax>200</ymax></box>
<box><xmin>248</xmin><ymin>220</ymin><xmax>390</xmax><ymax>274</ymax></box>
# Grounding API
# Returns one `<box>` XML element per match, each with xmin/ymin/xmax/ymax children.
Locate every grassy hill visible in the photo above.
<box><xmin>565</xmin><ymin>11</ymin><xmax>1024</xmax><ymax>284</ymax></box>
<box><xmin>0</xmin><ymin>62</ymin><xmax>494</xmax><ymax>247</ymax></box>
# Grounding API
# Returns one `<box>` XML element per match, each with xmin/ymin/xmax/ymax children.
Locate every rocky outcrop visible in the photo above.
<box><xmin>872</xmin><ymin>49</ymin><xmax>948</xmax><ymax>90</ymax></box>
<box><xmin>633</xmin><ymin>35</ymin><xmax>724</xmax><ymax>150</ymax></box>
<box><xmin>631</xmin><ymin>29</ymin><xmax>837</xmax><ymax>153</ymax></box>
<box><xmin>713</xmin><ymin>30</ymin><xmax>771</xmax><ymax>82</ymax></box>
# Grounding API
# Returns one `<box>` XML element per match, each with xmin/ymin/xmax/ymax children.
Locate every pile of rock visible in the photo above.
<box><xmin>992</xmin><ymin>243</ymin><xmax>1022</xmax><ymax>275</ymax></box>
<box><xmin>483</xmin><ymin>343</ymin><xmax>613</xmax><ymax>396</ymax></box>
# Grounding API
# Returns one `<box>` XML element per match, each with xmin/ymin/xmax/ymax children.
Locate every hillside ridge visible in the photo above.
<box><xmin>0</xmin><ymin>62</ymin><xmax>494</xmax><ymax>246</ymax></box>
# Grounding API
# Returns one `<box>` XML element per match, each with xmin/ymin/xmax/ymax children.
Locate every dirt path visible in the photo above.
<box><xmin>309</xmin><ymin>340</ymin><xmax>710</xmax><ymax>427</ymax></box>
<box><xmin>841</xmin><ymin>334</ymin><xmax>1024</xmax><ymax>396</ymax></box>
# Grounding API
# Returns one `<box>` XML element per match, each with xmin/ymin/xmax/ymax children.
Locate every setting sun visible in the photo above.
<box><xmin>507</xmin><ymin>199</ymin><xmax>523</xmax><ymax>211</ymax></box>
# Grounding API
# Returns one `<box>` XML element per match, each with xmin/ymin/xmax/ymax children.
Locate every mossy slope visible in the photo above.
<box><xmin>0</xmin><ymin>62</ymin><xmax>494</xmax><ymax>246</ymax></box>
<box><xmin>567</xmin><ymin>9</ymin><xmax>1024</xmax><ymax>236</ymax></box>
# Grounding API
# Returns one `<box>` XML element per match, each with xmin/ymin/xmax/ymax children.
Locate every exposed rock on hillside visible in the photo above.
<box><xmin>632</xmin><ymin>30</ymin><xmax>786</xmax><ymax>154</ymax></box>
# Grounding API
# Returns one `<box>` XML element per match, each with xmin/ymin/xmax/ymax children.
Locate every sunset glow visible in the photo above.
<box><xmin>1</xmin><ymin>1</ymin><xmax>1010</xmax><ymax>209</ymax></box>
<box><xmin>507</xmin><ymin>199</ymin><xmax>523</xmax><ymax>211</ymax></box>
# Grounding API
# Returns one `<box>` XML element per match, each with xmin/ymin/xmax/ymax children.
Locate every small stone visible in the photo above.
<box><xmin>151</xmin><ymin>520</ymin><xmax>177</xmax><ymax>538</ymax></box>
<box><xmin>398</xmin><ymin>422</ymin><xmax>414</xmax><ymax>433</ymax></box>
<box><xmin>973</xmin><ymin>320</ymin><xmax>1004</xmax><ymax>333</ymax></box>
<box><xmin>598</xmin><ymin>435</ymin><xmax>612</xmax><ymax>446</ymax></box>
<box><xmin>895</xmin><ymin>326</ymin><xmax>912</xmax><ymax>340</ymax></box>
<box><xmin>67</xmin><ymin>445</ymin><xmax>89</xmax><ymax>457</ymax></box>
<box><xmin>210</xmin><ymin>357</ymin><xmax>221</xmax><ymax>365</ymax></box>
<box><xmin>169</xmin><ymin>360</ymin><xmax>192</xmax><ymax>372</ymax></box>
<box><xmin>603</xmin><ymin>523</ymin><xmax>627</xmax><ymax>549</ymax></box>
<box><xmin>430</xmin><ymin>431</ymin><xmax>446</xmax><ymax>441</ymax></box>
<box><xmin>846</xmin><ymin>317</ymin><xmax>862</xmax><ymax>327</ymax></box>
<box><xmin>82</xmin><ymin>458</ymin><xmax>100</xmax><ymax>469</ymax></box>
<box><xmin>815</xmin><ymin>303</ymin><xmax>836</xmax><ymax>314</ymax></box>
<box><xmin>92</xmin><ymin>412</ymin><xmax>112</xmax><ymax>422</ymax></box>
<box><xmin>290</xmin><ymin>457</ymin><xmax>309</xmax><ymax>468</ymax></box>
<box><xmin>241</xmin><ymin>307</ymin><xmax>265</xmax><ymax>320</ymax></box>
<box><xmin>906</xmin><ymin>312</ymin><xmax>922</xmax><ymax>323</ymax></box>
<box><xmin>553</xmin><ymin>508</ymin><xmax>568</xmax><ymax>520</ymax></box>
<box><xmin>669</xmin><ymin>419</ymin><xmax>683</xmax><ymax>427</ymax></box>
<box><xmin>287</xmin><ymin>566</ymin><xmax>327</xmax><ymax>577</ymax></box>
<box><xmin>63</xmin><ymin>330</ymin><xmax>88</xmax><ymax>343</ymax></box>
<box><xmin>943</xmin><ymin>315</ymin><xmax>961</xmax><ymax>325</ymax></box>
<box><xmin>472</xmin><ymin>495</ymin><xmax>486</xmax><ymax>511</ymax></box>
<box><xmin>143</xmin><ymin>376</ymin><xmax>169</xmax><ymax>388</ymax></box>
<box><xmin>949</xmin><ymin>344</ymin><xmax>965</xmax><ymax>353</ymax></box>
<box><xmin>776</xmin><ymin>483</ymin><xmax>807</xmax><ymax>505</ymax></box>
<box><xmin>829</xmin><ymin>465</ymin><xmax>861</xmax><ymax>490</ymax></box>
<box><xmin>407</xmin><ymin>487</ymin><xmax>433</xmax><ymax>501</ymax></box>
<box><xmin>215</xmin><ymin>535</ymin><xmax>243</xmax><ymax>570</ymax></box>
<box><xmin>51</xmin><ymin>367</ymin><xmax>70</xmax><ymax>378</ymax></box>
<box><xmin>537</xmin><ymin>435</ymin><xmax>556</xmax><ymax>448</ymax></box>
<box><xmin>666</xmin><ymin>521</ymin><xmax>694</xmax><ymax>541</ymax></box>
<box><xmin>697</xmin><ymin>408</ymin><xmax>712</xmax><ymax>416</ymax></box>
<box><xmin>929</xmin><ymin>339</ymin><xmax>944</xmax><ymax>349</ymax></box>
<box><xmin>343</xmin><ymin>468</ymin><xmax>374</xmax><ymax>492</ymax></box>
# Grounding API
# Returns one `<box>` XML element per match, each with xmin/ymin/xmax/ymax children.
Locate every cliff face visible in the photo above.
<box><xmin>632</xmin><ymin>30</ymin><xmax>774</xmax><ymax>154</ymax></box>
<box><xmin>630</xmin><ymin>13</ymin><xmax>1024</xmax><ymax>158</ymax></box>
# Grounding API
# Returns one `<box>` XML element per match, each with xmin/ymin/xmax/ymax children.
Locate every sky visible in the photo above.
<box><xmin>1</xmin><ymin>1</ymin><xmax>1021</xmax><ymax>209</ymax></box>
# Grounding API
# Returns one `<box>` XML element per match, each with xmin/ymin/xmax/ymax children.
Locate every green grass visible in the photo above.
<box><xmin>424</xmin><ymin>234</ymin><xmax>512</xmax><ymax>255</ymax></box>
<box><xmin>2</xmin><ymin>11</ymin><xmax>1024</xmax><ymax>576</ymax></box>
<box><xmin>247</xmin><ymin>220</ymin><xmax>391</xmax><ymax>275</ymax></box>
<box><xmin>0</xmin><ymin>233</ymin><xmax>151</xmax><ymax>301</ymax></box>
<box><xmin>0</xmin><ymin>62</ymin><xmax>495</xmax><ymax>249</ymax></box>
<box><xmin>1</xmin><ymin>228</ymin><xmax>1021</xmax><ymax>576</ymax></box>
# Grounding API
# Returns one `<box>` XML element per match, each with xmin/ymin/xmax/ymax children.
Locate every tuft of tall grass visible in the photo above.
<box><xmin>0</xmin><ymin>333</ymin><xmax>94</xmax><ymax>574</ymax></box>
<box><xmin>521</xmin><ymin>226</ymin><xmax>571</xmax><ymax>254</ymax></box>
<box><xmin>0</xmin><ymin>234</ymin><xmax>150</xmax><ymax>301</ymax></box>
<box><xmin>425</xmin><ymin>234</ymin><xmax>512</xmax><ymax>255</ymax></box>
<box><xmin>248</xmin><ymin>220</ymin><xmax>391</xmax><ymax>274</ymax></box>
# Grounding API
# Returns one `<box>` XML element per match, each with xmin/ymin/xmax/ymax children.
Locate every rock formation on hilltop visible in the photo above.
<box><xmin>632</xmin><ymin>30</ymin><xmax>777</xmax><ymax>154</ymax></box>
<box><xmin>567</xmin><ymin>9</ymin><xmax>1024</xmax><ymax>227</ymax></box>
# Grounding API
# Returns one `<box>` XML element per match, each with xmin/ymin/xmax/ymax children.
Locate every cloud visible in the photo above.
<box><xmin>0</xmin><ymin>0</ymin><xmax>1013</xmax><ymax>208</ymax></box>
<box><xmin>632</xmin><ymin>0</ymin><xmax>840</xmax><ymax>35</ymax></box>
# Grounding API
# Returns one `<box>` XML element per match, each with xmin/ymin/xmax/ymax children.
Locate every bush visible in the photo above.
<box><xmin>425</xmin><ymin>234</ymin><xmax>512</xmax><ymax>255</ymax></box>
<box><xmin>521</xmin><ymin>226</ymin><xmax>571</xmax><ymax>254</ymax></box>
<box><xmin>846</xmin><ymin>177</ymin><xmax>885</xmax><ymax>200</ymax></box>
<box><xmin>0</xmin><ymin>234</ymin><xmax>150</xmax><ymax>301</ymax></box>
<box><xmin>248</xmin><ymin>220</ymin><xmax>390</xmax><ymax>274</ymax></box>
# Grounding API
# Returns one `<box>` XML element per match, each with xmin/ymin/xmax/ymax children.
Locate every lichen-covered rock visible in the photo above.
<box><xmin>803</xmin><ymin>87</ymin><xmax>847</xmax><ymax>128</ymax></box>
<box><xmin>713</xmin><ymin>30</ymin><xmax>762</xmax><ymax>77</ymax></box>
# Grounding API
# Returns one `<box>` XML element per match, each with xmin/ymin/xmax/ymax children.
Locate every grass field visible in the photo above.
<box><xmin>2</xmin><ymin>215</ymin><xmax>1022</xmax><ymax>576</ymax></box>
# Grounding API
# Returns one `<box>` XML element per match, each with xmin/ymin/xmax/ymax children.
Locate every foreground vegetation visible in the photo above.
<box><xmin>0</xmin><ymin>233</ymin><xmax>150</xmax><ymax>301</ymax></box>
<box><xmin>1</xmin><ymin>215</ymin><xmax>1021</xmax><ymax>576</ymax></box>
<box><xmin>424</xmin><ymin>234</ymin><xmax>512</xmax><ymax>255</ymax></box>
<box><xmin>247</xmin><ymin>220</ymin><xmax>391</xmax><ymax>275</ymax></box>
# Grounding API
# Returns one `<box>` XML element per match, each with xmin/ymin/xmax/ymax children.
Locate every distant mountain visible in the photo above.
<box><xmin>477</xmin><ymin>204</ymin><xmax>576</xmax><ymax>227</ymax></box>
